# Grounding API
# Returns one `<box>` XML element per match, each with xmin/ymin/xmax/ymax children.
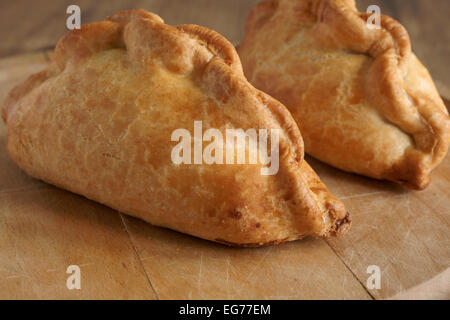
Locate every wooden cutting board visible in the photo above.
<box><xmin>0</xmin><ymin>52</ymin><xmax>449</xmax><ymax>300</ymax></box>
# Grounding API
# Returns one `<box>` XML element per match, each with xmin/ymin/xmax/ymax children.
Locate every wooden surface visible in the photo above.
<box><xmin>0</xmin><ymin>52</ymin><xmax>449</xmax><ymax>300</ymax></box>
<box><xmin>0</xmin><ymin>0</ymin><xmax>449</xmax><ymax>300</ymax></box>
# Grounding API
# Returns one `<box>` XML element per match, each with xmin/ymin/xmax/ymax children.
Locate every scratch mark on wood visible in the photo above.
<box><xmin>197</xmin><ymin>253</ymin><xmax>204</xmax><ymax>292</ymax></box>
<box><xmin>225</xmin><ymin>257</ymin><xmax>230</xmax><ymax>299</ymax></box>
<box><xmin>5</xmin><ymin>274</ymin><xmax>31</xmax><ymax>279</ymax></box>
<box><xmin>243</xmin><ymin>248</ymin><xmax>272</xmax><ymax>284</ymax></box>
<box><xmin>340</xmin><ymin>191</ymin><xmax>386</xmax><ymax>200</ymax></box>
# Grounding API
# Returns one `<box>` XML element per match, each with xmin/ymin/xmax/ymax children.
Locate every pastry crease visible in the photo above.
<box><xmin>238</xmin><ymin>0</ymin><xmax>450</xmax><ymax>189</ymax></box>
<box><xmin>2</xmin><ymin>10</ymin><xmax>350</xmax><ymax>245</ymax></box>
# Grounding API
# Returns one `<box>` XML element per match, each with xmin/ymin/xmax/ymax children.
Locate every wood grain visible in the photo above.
<box><xmin>0</xmin><ymin>51</ymin><xmax>449</xmax><ymax>300</ymax></box>
<box><xmin>121</xmin><ymin>216</ymin><xmax>371</xmax><ymax>300</ymax></box>
<box><xmin>319</xmin><ymin>155</ymin><xmax>450</xmax><ymax>299</ymax></box>
<box><xmin>0</xmin><ymin>187</ymin><xmax>157</xmax><ymax>299</ymax></box>
<box><xmin>0</xmin><ymin>53</ymin><xmax>157</xmax><ymax>300</ymax></box>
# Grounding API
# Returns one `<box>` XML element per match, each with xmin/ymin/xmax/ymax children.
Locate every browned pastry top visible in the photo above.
<box><xmin>2</xmin><ymin>10</ymin><xmax>350</xmax><ymax>245</ymax></box>
<box><xmin>238</xmin><ymin>0</ymin><xmax>450</xmax><ymax>189</ymax></box>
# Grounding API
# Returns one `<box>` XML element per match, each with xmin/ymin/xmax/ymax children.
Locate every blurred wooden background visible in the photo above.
<box><xmin>0</xmin><ymin>0</ymin><xmax>449</xmax><ymax>96</ymax></box>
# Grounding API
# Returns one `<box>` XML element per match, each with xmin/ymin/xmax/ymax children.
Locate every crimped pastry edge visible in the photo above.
<box><xmin>2</xmin><ymin>9</ymin><xmax>351</xmax><ymax>245</ymax></box>
<box><xmin>238</xmin><ymin>0</ymin><xmax>450</xmax><ymax>190</ymax></box>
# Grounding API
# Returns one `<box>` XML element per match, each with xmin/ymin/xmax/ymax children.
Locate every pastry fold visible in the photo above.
<box><xmin>238</xmin><ymin>0</ymin><xmax>450</xmax><ymax>189</ymax></box>
<box><xmin>2</xmin><ymin>10</ymin><xmax>350</xmax><ymax>246</ymax></box>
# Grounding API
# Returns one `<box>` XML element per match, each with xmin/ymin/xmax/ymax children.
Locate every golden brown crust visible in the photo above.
<box><xmin>176</xmin><ymin>24</ymin><xmax>244</xmax><ymax>75</ymax></box>
<box><xmin>2</xmin><ymin>10</ymin><xmax>349</xmax><ymax>246</ymax></box>
<box><xmin>238</xmin><ymin>0</ymin><xmax>450</xmax><ymax>190</ymax></box>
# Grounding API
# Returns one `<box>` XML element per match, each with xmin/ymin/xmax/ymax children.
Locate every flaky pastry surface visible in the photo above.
<box><xmin>2</xmin><ymin>10</ymin><xmax>350</xmax><ymax>245</ymax></box>
<box><xmin>238</xmin><ymin>0</ymin><xmax>450</xmax><ymax>189</ymax></box>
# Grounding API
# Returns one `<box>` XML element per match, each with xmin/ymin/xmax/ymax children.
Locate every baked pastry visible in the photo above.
<box><xmin>238</xmin><ymin>0</ymin><xmax>450</xmax><ymax>189</ymax></box>
<box><xmin>2</xmin><ymin>10</ymin><xmax>350</xmax><ymax>246</ymax></box>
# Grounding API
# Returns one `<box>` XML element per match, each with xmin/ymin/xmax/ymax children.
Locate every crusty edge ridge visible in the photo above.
<box><xmin>316</xmin><ymin>0</ymin><xmax>450</xmax><ymax>189</ymax></box>
<box><xmin>239</xmin><ymin>0</ymin><xmax>450</xmax><ymax>189</ymax></box>
<box><xmin>2</xmin><ymin>9</ymin><xmax>350</xmax><ymax>244</ymax></box>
